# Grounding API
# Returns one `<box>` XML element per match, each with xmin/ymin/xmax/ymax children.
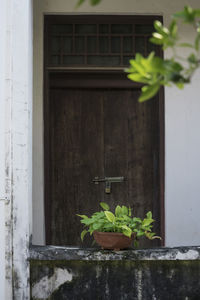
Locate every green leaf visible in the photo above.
<box><xmin>90</xmin><ymin>0</ymin><xmax>101</xmax><ymax>5</ymax></box>
<box><xmin>154</xmin><ymin>21</ymin><xmax>169</xmax><ymax>37</ymax></box>
<box><xmin>103</xmin><ymin>223</ymin><xmax>115</xmax><ymax>230</ymax></box>
<box><xmin>129</xmin><ymin>60</ymin><xmax>149</xmax><ymax>77</ymax></box>
<box><xmin>169</xmin><ymin>20</ymin><xmax>177</xmax><ymax>38</ymax></box>
<box><xmin>121</xmin><ymin>206</ymin><xmax>129</xmax><ymax>216</ymax></box>
<box><xmin>121</xmin><ymin>225</ymin><xmax>132</xmax><ymax>238</ymax></box>
<box><xmin>75</xmin><ymin>0</ymin><xmax>85</xmax><ymax>8</ymax></box>
<box><xmin>152</xmin><ymin>32</ymin><xmax>164</xmax><ymax>41</ymax></box>
<box><xmin>146</xmin><ymin>211</ymin><xmax>152</xmax><ymax>219</ymax></box>
<box><xmin>137</xmin><ymin>230</ymin><xmax>145</xmax><ymax>237</ymax></box>
<box><xmin>147</xmin><ymin>51</ymin><xmax>155</xmax><ymax>61</ymax></box>
<box><xmin>122</xmin><ymin>230</ymin><xmax>132</xmax><ymax>238</ymax></box>
<box><xmin>127</xmin><ymin>74</ymin><xmax>149</xmax><ymax>84</ymax></box>
<box><xmin>81</xmin><ymin>218</ymin><xmax>94</xmax><ymax>225</ymax></box>
<box><xmin>81</xmin><ymin>229</ymin><xmax>88</xmax><ymax>241</ymax></box>
<box><xmin>151</xmin><ymin>235</ymin><xmax>162</xmax><ymax>240</ymax></box>
<box><xmin>104</xmin><ymin>211</ymin><xmax>115</xmax><ymax>223</ymax></box>
<box><xmin>132</xmin><ymin>217</ymin><xmax>142</xmax><ymax>223</ymax></box>
<box><xmin>150</xmin><ymin>37</ymin><xmax>164</xmax><ymax>45</ymax></box>
<box><xmin>93</xmin><ymin>223</ymin><xmax>102</xmax><ymax>230</ymax></box>
<box><xmin>115</xmin><ymin>205</ymin><xmax>122</xmax><ymax>217</ymax></box>
<box><xmin>139</xmin><ymin>83</ymin><xmax>160</xmax><ymax>102</ymax></box>
<box><xmin>187</xmin><ymin>53</ymin><xmax>198</xmax><ymax>64</ymax></box>
<box><xmin>175</xmin><ymin>82</ymin><xmax>184</xmax><ymax>89</ymax></box>
<box><xmin>93</xmin><ymin>211</ymin><xmax>105</xmax><ymax>219</ymax></box>
<box><xmin>142</xmin><ymin>218</ymin><xmax>154</xmax><ymax>226</ymax></box>
<box><xmin>178</xmin><ymin>43</ymin><xmax>194</xmax><ymax>48</ymax></box>
<box><xmin>145</xmin><ymin>231</ymin><xmax>155</xmax><ymax>240</ymax></box>
<box><xmin>100</xmin><ymin>202</ymin><xmax>109</xmax><ymax>210</ymax></box>
<box><xmin>76</xmin><ymin>214</ymin><xmax>88</xmax><ymax>219</ymax></box>
<box><xmin>149</xmin><ymin>56</ymin><xmax>165</xmax><ymax>74</ymax></box>
<box><xmin>163</xmin><ymin>60</ymin><xmax>183</xmax><ymax>76</ymax></box>
<box><xmin>173</xmin><ymin>6</ymin><xmax>196</xmax><ymax>23</ymax></box>
<box><xmin>154</xmin><ymin>20</ymin><xmax>162</xmax><ymax>32</ymax></box>
<box><xmin>171</xmin><ymin>61</ymin><xmax>183</xmax><ymax>72</ymax></box>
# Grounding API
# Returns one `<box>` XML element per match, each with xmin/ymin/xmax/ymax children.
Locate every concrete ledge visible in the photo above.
<box><xmin>30</xmin><ymin>251</ymin><xmax>200</xmax><ymax>299</ymax></box>
<box><xmin>30</xmin><ymin>245</ymin><xmax>200</xmax><ymax>261</ymax></box>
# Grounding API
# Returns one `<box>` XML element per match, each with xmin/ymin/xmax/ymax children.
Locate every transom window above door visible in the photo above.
<box><xmin>45</xmin><ymin>15</ymin><xmax>161</xmax><ymax>68</ymax></box>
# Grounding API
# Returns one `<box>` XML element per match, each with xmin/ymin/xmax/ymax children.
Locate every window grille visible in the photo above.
<box><xmin>46</xmin><ymin>17</ymin><xmax>161</xmax><ymax>68</ymax></box>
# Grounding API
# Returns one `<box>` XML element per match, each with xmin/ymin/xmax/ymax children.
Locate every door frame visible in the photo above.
<box><xmin>43</xmin><ymin>15</ymin><xmax>165</xmax><ymax>246</ymax></box>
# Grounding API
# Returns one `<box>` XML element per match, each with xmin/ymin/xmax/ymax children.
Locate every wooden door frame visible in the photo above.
<box><xmin>43</xmin><ymin>14</ymin><xmax>165</xmax><ymax>246</ymax></box>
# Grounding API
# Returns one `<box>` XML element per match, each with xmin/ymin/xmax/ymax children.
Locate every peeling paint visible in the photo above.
<box><xmin>32</xmin><ymin>268</ymin><xmax>73</xmax><ymax>299</ymax></box>
<box><xmin>1</xmin><ymin>0</ymin><xmax>33</xmax><ymax>299</ymax></box>
<box><xmin>175</xmin><ymin>250</ymin><xmax>199</xmax><ymax>260</ymax></box>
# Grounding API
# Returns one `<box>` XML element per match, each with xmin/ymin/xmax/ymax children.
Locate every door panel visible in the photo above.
<box><xmin>47</xmin><ymin>87</ymin><xmax>160</xmax><ymax>247</ymax></box>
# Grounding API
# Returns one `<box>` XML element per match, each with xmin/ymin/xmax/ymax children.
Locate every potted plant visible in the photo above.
<box><xmin>77</xmin><ymin>202</ymin><xmax>160</xmax><ymax>250</ymax></box>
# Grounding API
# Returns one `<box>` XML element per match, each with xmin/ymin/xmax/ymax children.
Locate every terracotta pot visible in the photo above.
<box><xmin>93</xmin><ymin>231</ymin><xmax>135</xmax><ymax>251</ymax></box>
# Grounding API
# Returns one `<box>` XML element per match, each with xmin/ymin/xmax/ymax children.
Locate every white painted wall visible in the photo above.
<box><xmin>4</xmin><ymin>0</ymin><xmax>14</xmax><ymax>297</ymax></box>
<box><xmin>33</xmin><ymin>0</ymin><xmax>200</xmax><ymax>247</ymax></box>
<box><xmin>0</xmin><ymin>1</ymin><xmax>6</xmax><ymax>298</ymax></box>
<box><xmin>0</xmin><ymin>0</ymin><xmax>33</xmax><ymax>299</ymax></box>
<box><xmin>11</xmin><ymin>0</ymin><xmax>33</xmax><ymax>298</ymax></box>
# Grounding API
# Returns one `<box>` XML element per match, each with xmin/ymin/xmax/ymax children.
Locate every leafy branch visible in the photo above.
<box><xmin>126</xmin><ymin>6</ymin><xmax>200</xmax><ymax>101</ymax></box>
<box><xmin>75</xmin><ymin>3</ymin><xmax>200</xmax><ymax>101</ymax></box>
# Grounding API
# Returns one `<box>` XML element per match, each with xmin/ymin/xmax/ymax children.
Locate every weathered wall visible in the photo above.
<box><xmin>0</xmin><ymin>0</ymin><xmax>33</xmax><ymax>299</ymax></box>
<box><xmin>11</xmin><ymin>1</ymin><xmax>33</xmax><ymax>298</ymax></box>
<box><xmin>31</xmin><ymin>260</ymin><xmax>200</xmax><ymax>300</ymax></box>
<box><xmin>30</xmin><ymin>246</ymin><xmax>200</xmax><ymax>300</ymax></box>
<box><xmin>33</xmin><ymin>0</ymin><xmax>200</xmax><ymax>247</ymax></box>
<box><xmin>0</xmin><ymin>1</ymin><xmax>6</xmax><ymax>299</ymax></box>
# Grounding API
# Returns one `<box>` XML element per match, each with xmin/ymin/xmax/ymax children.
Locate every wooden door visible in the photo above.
<box><xmin>46</xmin><ymin>83</ymin><xmax>161</xmax><ymax>248</ymax></box>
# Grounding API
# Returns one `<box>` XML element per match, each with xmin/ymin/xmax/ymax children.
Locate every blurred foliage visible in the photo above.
<box><xmin>76</xmin><ymin>0</ymin><xmax>101</xmax><ymax>7</ymax></box>
<box><xmin>76</xmin><ymin>2</ymin><xmax>200</xmax><ymax>101</ymax></box>
<box><xmin>126</xmin><ymin>6</ymin><xmax>200</xmax><ymax>101</ymax></box>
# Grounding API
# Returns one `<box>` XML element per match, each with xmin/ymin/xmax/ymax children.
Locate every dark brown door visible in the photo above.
<box><xmin>46</xmin><ymin>80</ymin><xmax>161</xmax><ymax>247</ymax></box>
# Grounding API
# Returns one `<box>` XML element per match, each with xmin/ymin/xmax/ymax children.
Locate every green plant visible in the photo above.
<box><xmin>77</xmin><ymin>202</ymin><xmax>160</xmax><ymax>246</ymax></box>
<box><xmin>77</xmin><ymin>2</ymin><xmax>200</xmax><ymax>102</ymax></box>
<box><xmin>126</xmin><ymin>6</ymin><xmax>200</xmax><ymax>101</ymax></box>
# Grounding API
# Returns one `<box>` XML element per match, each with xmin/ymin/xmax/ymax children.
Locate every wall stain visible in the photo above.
<box><xmin>30</xmin><ymin>259</ymin><xmax>200</xmax><ymax>300</ymax></box>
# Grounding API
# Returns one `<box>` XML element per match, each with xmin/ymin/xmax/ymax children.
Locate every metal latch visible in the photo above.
<box><xmin>92</xmin><ymin>176</ymin><xmax>124</xmax><ymax>194</ymax></box>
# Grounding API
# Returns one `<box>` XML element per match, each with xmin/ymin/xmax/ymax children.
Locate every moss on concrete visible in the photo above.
<box><xmin>31</xmin><ymin>259</ymin><xmax>200</xmax><ymax>300</ymax></box>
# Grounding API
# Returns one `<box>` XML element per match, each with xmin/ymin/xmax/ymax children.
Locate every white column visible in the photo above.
<box><xmin>3</xmin><ymin>0</ymin><xmax>33</xmax><ymax>299</ymax></box>
<box><xmin>0</xmin><ymin>205</ymin><xmax>5</xmax><ymax>300</ymax></box>
<box><xmin>0</xmin><ymin>1</ymin><xmax>7</xmax><ymax>299</ymax></box>
<box><xmin>12</xmin><ymin>0</ymin><xmax>33</xmax><ymax>298</ymax></box>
